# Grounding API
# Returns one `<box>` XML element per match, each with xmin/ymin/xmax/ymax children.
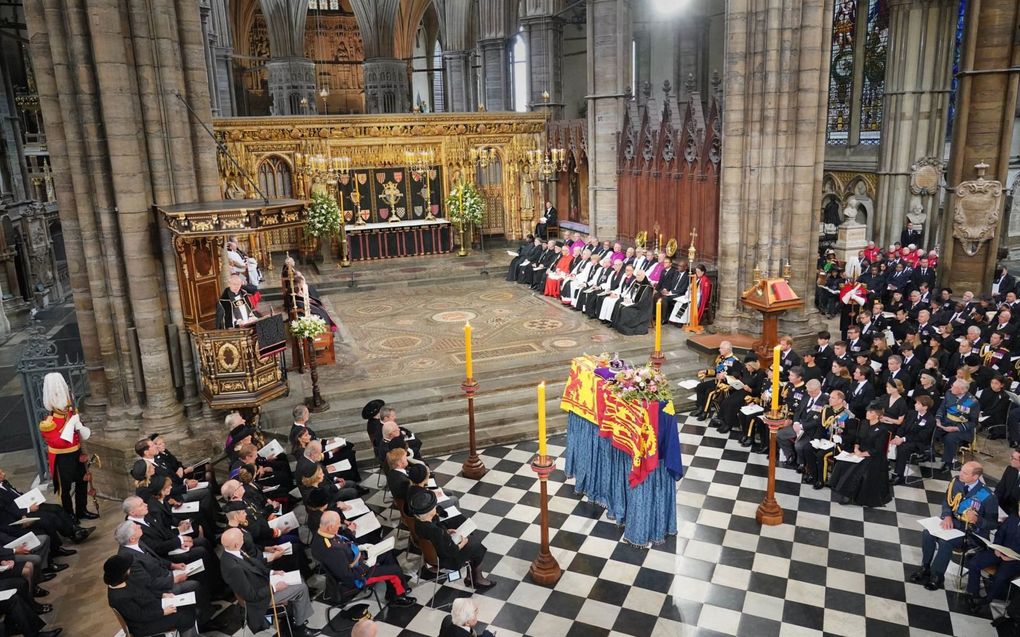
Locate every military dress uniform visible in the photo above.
<box><xmin>721</xmin><ymin>367</ymin><xmax>767</xmax><ymax>435</ymax></box>
<box><xmin>744</xmin><ymin>381</ymin><xmax>807</xmax><ymax>453</ymax></box>
<box><xmin>693</xmin><ymin>352</ymin><xmax>740</xmax><ymax>419</ymax></box>
<box><xmin>38</xmin><ymin>407</ymin><xmax>89</xmax><ymax>519</ymax></box>
<box><xmin>911</xmin><ymin>477</ymin><xmax>998</xmax><ymax>590</ymax></box>
<box><xmin>934</xmin><ymin>390</ymin><xmax>980</xmax><ymax>467</ymax></box>
<box><xmin>309</xmin><ymin>531</ymin><xmax>410</xmax><ymax>603</ymax></box>
<box><xmin>802</xmin><ymin>405</ymin><xmax>854</xmax><ymax>488</ymax></box>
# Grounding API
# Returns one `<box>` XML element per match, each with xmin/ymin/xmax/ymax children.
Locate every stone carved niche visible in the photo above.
<box><xmin>953</xmin><ymin>162</ymin><xmax>1003</xmax><ymax>256</ymax></box>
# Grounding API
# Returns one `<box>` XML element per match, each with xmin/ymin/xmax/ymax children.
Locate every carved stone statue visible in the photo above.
<box><xmin>520</xmin><ymin>164</ymin><xmax>536</xmax><ymax>220</ymax></box>
<box><xmin>842</xmin><ymin>196</ymin><xmax>861</xmax><ymax>226</ymax></box>
<box><xmin>224</xmin><ymin>176</ymin><xmax>246</xmax><ymax>200</ymax></box>
<box><xmin>906</xmin><ymin>196</ymin><xmax>926</xmax><ymax>227</ymax></box>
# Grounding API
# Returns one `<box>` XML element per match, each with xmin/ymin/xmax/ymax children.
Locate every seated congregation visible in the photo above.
<box><xmin>103</xmin><ymin>400</ymin><xmax>498</xmax><ymax>637</ymax></box>
<box><xmin>692</xmin><ymin>327</ymin><xmax>1020</xmax><ymax>619</ymax></box>
<box><xmin>506</xmin><ymin>233</ymin><xmax>711</xmax><ymax>335</ymax></box>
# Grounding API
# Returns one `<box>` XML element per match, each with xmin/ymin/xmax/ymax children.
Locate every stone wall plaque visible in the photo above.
<box><xmin>910</xmin><ymin>157</ymin><xmax>943</xmax><ymax>196</ymax></box>
<box><xmin>952</xmin><ymin>162</ymin><xmax>1003</xmax><ymax>256</ymax></box>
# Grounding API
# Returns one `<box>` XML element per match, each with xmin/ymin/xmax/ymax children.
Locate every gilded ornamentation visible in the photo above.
<box><xmin>216</xmin><ymin>342</ymin><xmax>242</xmax><ymax>372</ymax></box>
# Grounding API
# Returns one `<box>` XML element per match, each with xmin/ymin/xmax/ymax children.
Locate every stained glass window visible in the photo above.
<box><xmin>826</xmin><ymin>0</ymin><xmax>857</xmax><ymax>144</ymax></box>
<box><xmin>946</xmin><ymin>0</ymin><xmax>967</xmax><ymax>140</ymax></box>
<box><xmin>858</xmin><ymin>0</ymin><xmax>888</xmax><ymax>144</ymax></box>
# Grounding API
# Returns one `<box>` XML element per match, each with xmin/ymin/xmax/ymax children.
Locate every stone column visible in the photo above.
<box><xmin>523</xmin><ymin>14</ymin><xmax>564</xmax><ymax>118</ymax></box>
<box><xmin>479</xmin><ymin>38</ymin><xmax>511</xmax><ymax>111</ymax></box>
<box><xmin>0</xmin><ymin>57</ymin><xmax>28</xmax><ymax>201</ymax></box>
<box><xmin>200</xmin><ymin>0</ymin><xmax>236</xmax><ymax>117</ymax></box>
<box><xmin>873</xmin><ymin>0</ymin><xmax>956</xmax><ymax>248</ymax></box>
<box><xmin>940</xmin><ymin>0</ymin><xmax>1020</xmax><ymax>292</ymax></box>
<box><xmin>0</xmin><ymin>278</ymin><xmax>10</xmax><ymax>338</ymax></box>
<box><xmin>585</xmin><ymin>0</ymin><xmax>631</xmax><ymax>240</ymax></box>
<box><xmin>24</xmin><ymin>0</ymin><xmax>220</xmax><ymax>430</ymax></box>
<box><xmin>675</xmin><ymin>13</ymin><xmax>708</xmax><ymax>108</ymax></box>
<box><xmin>266</xmin><ymin>58</ymin><xmax>317</xmax><ymax>115</ymax></box>
<box><xmin>476</xmin><ymin>0</ymin><xmax>515</xmax><ymax>111</ymax></box>
<box><xmin>442</xmin><ymin>49</ymin><xmax>477</xmax><ymax>112</ymax></box>
<box><xmin>714</xmin><ymin>0</ymin><xmax>833</xmax><ymax>334</ymax></box>
<box><xmin>364</xmin><ymin>58</ymin><xmax>410</xmax><ymax>113</ymax></box>
<box><xmin>259</xmin><ymin>0</ymin><xmax>316</xmax><ymax>115</ymax></box>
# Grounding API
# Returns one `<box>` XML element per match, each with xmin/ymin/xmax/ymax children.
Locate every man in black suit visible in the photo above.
<box><xmin>912</xmin><ymin>257</ymin><xmax>937</xmax><ymax>293</ymax></box>
<box><xmin>848</xmin><ymin>366</ymin><xmax>877</xmax><ymax>418</ymax></box>
<box><xmin>0</xmin><ymin>468</ymin><xmax>90</xmax><ymax>549</ymax></box>
<box><xmin>105</xmin><ymin>554</ymin><xmax>197</xmax><ymax>637</ymax></box>
<box><xmin>220</xmin><ymin>528</ymin><xmax>315</xmax><ymax>637</ymax></box>
<box><xmin>385</xmin><ymin>449</ymin><xmax>412</xmax><ymax>502</ymax></box>
<box><xmin>778</xmin><ymin>336</ymin><xmax>802</xmax><ymax>382</ymax></box>
<box><xmin>777</xmin><ymin>380</ymin><xmax>827</xmax><ymax>472</ymax></box>
<box><xmin>291</xmin><ymin>405</ymin><xmax>363</xmax><ymax>486</ymax></box>
<box><xmin>534</xmin><ymin>201</ymin><xmax>557</xmax><ymax>239</ymax></box>
<box><xmin>900</xmin><ymin>222</ymin><xmax>922</xmax><ymax>249</ymax></box>
<box><xmin>996</xmin><ymin>451</ymin><xmax>1020</xmax><ymax>518</ymax></box>
<box><xmin>114</xmin><ymin>521</ymin><xmax>211</xmax><ymax>626</ymax></box>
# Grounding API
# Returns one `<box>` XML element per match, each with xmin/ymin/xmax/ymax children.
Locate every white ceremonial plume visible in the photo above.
<box><xmin>42</xmin><ymin>373</ymin><xmax>70</xmax><ymax>412</ymax></box>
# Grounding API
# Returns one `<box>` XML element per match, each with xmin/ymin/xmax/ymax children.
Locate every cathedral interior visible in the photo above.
<box><xmin>0</xmin><ymin>0</ymin><xmax>1019</xmax><ymax>636</ymax></box>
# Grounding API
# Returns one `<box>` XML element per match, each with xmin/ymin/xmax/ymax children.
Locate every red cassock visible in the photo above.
<box><xmin>543</xmin><ymin>254</ymin><xmax>574</xmax><ymax>298</ymax></box>
<box><xmin>39</xmin><ymin>408</ymin><xmax>81</xmax><ymax>478</ymax></box>
<box><xmin>695</xmin><ymin>275</ymin><xmax>711</xmax><ymax>320</ymax></box>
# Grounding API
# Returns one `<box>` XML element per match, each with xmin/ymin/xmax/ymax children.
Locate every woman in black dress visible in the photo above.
<box><xmin>830</xmin><ymin>402</ymin><xmax>893</xmax><ymax>507</ymax></box>
<box><xmin>880</xmin><ymin>380</ymin><xmax>908</xmax><ymax>428</ymax></box>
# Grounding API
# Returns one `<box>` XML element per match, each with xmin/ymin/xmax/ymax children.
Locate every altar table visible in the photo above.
<box><xmin>561</xmin><ymin>357</ymin><xmax>683</xmax><ymax>546</ymax></box>
<box><xmin>346</xmin><ymin>219</ymin><xmax>453</xmax><ymax>261</ymax></box>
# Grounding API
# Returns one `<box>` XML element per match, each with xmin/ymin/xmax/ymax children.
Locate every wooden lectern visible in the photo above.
<box><xmin>740</xmin><ymin>276</ymin><xmax>804</xmax><ymax>363</ymax></box>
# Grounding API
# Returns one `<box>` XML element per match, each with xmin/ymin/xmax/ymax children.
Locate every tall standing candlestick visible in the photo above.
<box><xmin>655</xmin><ymin>300</ymin><xmax>662</xmax><ymax>351</ymax></box>
<box><xmin>464</xmin><ymin>322</ymin><xmax>474</xmax><ymax>380</ymax></box>
<box><xmin>651</xmin><ymin>299</ymin><xmax>665</xmax><ymax>369</ymax></box>
<box><xmin>461</xmin><ymin>321</ymin><xmax>486</xmax><ymax>479</ymax></box>
<box><xmin>537</xmin><ymin>381</ymin><xmax>547</xmax><ymax>458</ymax></box>
<box><xmin>771</xmin><ymin>345</ymin><xmax>781</xmax><ymax>413</ymax></box>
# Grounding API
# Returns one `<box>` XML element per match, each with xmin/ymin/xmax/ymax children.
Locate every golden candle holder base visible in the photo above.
<box><xmin>529</xmin><ymin>455</ymin><xmax>562</xmax><ymax>586</ymax></box>
<box><xmin>424</xmin><ymin>211</ymin><xmax>436</xmax><ymax>221</ymax></box>
<box><xmin>756</xmin><ymin>410</ymin><xmax>786</xmax><ymax>526</ymax></box>
<box><xmin>461</xmin><ymin>379</ymin><xmax>488</xmax><ymax>479</ymax></box>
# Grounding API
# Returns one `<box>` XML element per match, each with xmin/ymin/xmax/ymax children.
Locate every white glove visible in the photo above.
<box><xmin>832</xmin><ymin>435</ymin><xmax>842</xmax><ymax>444</ymax></box>
<box><xmin>77</xmin><ymin>424</ymin><xmax>91</xmax><ymax>440</ymax></box>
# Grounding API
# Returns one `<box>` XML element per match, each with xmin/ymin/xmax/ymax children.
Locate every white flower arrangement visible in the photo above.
<box><xmin>290</xmin><ymin>315</ymin><xmax>328</xmax><ymax>339</ymax></box>
<box><xmin>306</xmin><ymin>191</ymin><xmax>341</xmax><ymax>238</ymax></box>
<box><xmin>445</xmin><ymin>180</ymin><xmax>485</xmax><ymax>226</ymax></box>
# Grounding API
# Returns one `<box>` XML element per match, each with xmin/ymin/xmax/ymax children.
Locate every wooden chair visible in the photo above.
<box><xmin>235</xmin><ymin>594</ymin><xmax>293</xmax><ymax>637</ymax></box>
<box><xmin>416</xmin><ymin>537</ymin><xmax>473</xmax><ymax>609</ymax></box>
<box><xmin>110</xmin><ymin>608</ymin><xmax>180</xmax><ymax>637</ymax></box>
<box><xmin>546</xmin><ymin>221</ymin><xmax>560</xmax><ymax>239</ymax></box>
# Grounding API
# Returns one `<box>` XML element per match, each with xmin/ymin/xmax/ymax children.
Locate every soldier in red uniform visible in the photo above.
<box><xmin>38</xmin><ymin>373</ymin><xmax>97</xmax><ymax>521</ymax></box>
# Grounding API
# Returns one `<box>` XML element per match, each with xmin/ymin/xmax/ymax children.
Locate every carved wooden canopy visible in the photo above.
<box><xmin>156</xmin><ymin>198</ymin><xmax>308</xmax><ymax>238</ymax></box>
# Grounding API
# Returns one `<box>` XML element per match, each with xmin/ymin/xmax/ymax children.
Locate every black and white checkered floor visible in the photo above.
<box><xmin>211</xmin><ymin>414</ymin><xmax>1005</xmax><ymax>637</ymax></box>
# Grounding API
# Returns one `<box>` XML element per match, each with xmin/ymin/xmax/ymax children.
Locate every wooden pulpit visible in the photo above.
<box><xmin>741</xmin><ymin>277</ymin><xmax>804</xmax><ymax>362</ymax></box>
